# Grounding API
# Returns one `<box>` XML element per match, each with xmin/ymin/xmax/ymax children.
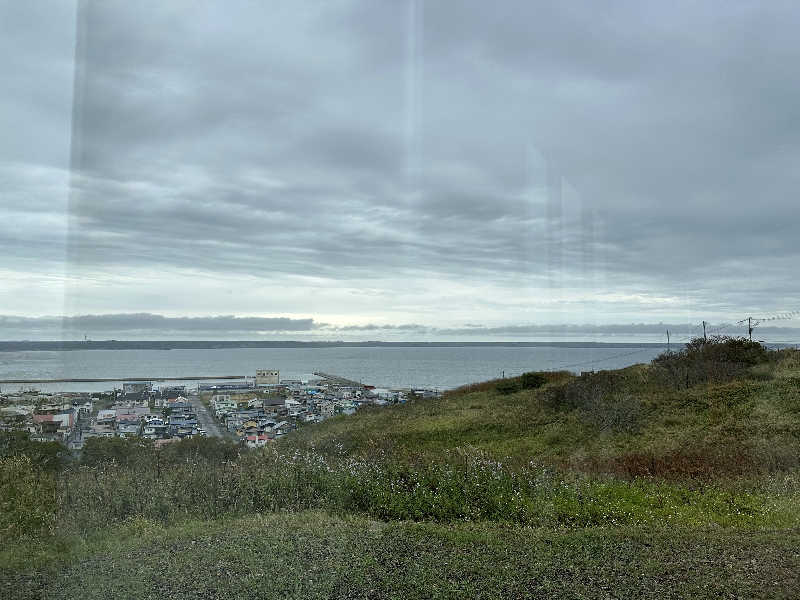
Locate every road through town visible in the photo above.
<box><xmin>189</xmin><ymin>394</ymin><xmax>227</xmax><ymax>439</ymax></box>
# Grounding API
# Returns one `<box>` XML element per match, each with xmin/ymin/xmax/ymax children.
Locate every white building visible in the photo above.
<box><xmin>255</xmin><ymin>369</ymin><xmax>280</xmax><ymax>385</ymax></box>
<box><xmin>122</xmin><ymin>381</ymin><xmax>151</xmax><ymax>394</ymax></box>
<box><xmin>212</xmin><ymin>394</ymin><xmax>236</xmax><ymax>417</ymax></box>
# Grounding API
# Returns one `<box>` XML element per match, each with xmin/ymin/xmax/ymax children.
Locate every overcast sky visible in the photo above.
<box><xmin>1</xmin><ymin>1</ymin><xmax>799</xmax><ymax>340</ymax></box>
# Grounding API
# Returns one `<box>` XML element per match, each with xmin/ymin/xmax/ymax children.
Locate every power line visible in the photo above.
<box><xmin>544</xmin><ymin>321</ymin><xmax>707</xmax><ymax>372</ymax></box>
<box><xmin>734</xmin><ymin>308</ymin><xmax>800</xmax><ymax>340</ymax></box>
<box><xmin>542</xmin><ymin>308</ymin><xmax>800</xmax><ymax>373</ymax></box>
<box><xmin>706</xmin><ymin>322</ymin><xmax>736</xmax><ymax>337</ymax></box>
<box><xmin>754</xmin><ymin>309</ymin><xmax>800</xmax><ymax>322</ymax></box>
<box><xmin>546</xmin><ymin>347</ymin><xmax>659</xmax><ymax>372</ymax></box>
<box><xmin>737</xmin><ymin>317</ymin><xmax>759</xmax><ymax>341</ymax></box>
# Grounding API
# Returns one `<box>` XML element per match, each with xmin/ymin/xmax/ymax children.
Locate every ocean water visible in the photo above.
<box><xmin>0</xmin><ymin>345</ymin><xmax>672</xmax><ymax>393</ymax></box>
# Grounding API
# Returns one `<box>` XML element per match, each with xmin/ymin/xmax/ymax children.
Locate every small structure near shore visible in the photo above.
<box><xmin>255</xmin><ymin>369</ymin><xmax>280</xmax><ymax>385</ymax></box>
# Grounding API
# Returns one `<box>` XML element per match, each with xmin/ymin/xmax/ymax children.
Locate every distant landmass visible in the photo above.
<box><xmin>0</xmin><ymin>340</ymin><xmax>674</xmax><ymax>352</ymax></box>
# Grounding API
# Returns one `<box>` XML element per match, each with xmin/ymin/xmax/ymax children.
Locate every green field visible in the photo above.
<box><xmin>4</xmin><ymin>512</ymin><xmax>799</xmax><ymax>599</ymax></box>
<box><xmin>2</xmin><ymin>338</ymin><xmax>799</xmax><ymax>598</ymax></box>
<box><xmin>288</xmin><ymin>346</ymin><xmax>800</xmax><ymax>475</ymax></box>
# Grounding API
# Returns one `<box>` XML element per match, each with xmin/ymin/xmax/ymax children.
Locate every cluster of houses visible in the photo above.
<box><xmin>82</xmin><ymin>388</ymin><xmax>206</xmax><ymax>447</ymax></box>
<box><xmin>205</xmin><ymin>374</ymin><xmax>436</xmax><ymax>447</ymax></box>
<box><xmin>90</xmin><ymin>400</ymin><xmax>202</xmax><ymax>442</ymax></box>
<box><xmin>1</xmin><ymin>370</ymin><xmax>443</xmax><ymax>450</ymax></box>
<box><xmin>0</xmin><ymin>382</ymin><xmax>207</xmax><ymax>449</ymax></box>
<box><xmin>207</xmin><ymin>391</ymin><xmax>296</xmax><ymax>448</ymax></box>
<box><xmin>0</xmin><ymin>389</ymin><xmax>92</xmax><ymax>449</ymax></box>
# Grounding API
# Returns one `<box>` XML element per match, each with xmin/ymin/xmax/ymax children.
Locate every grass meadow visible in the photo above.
<box><xmin>2</xmin><ymin>338</ymin><xmax>799</xmax><ymax>598</ymax></box>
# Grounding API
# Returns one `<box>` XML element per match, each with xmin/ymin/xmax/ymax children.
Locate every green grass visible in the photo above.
<box><xmin>3</xmin><ymin>341</ymin><xmax>799</xmax><ymax>598</ymax></box>
<box><xmin>3</xmin><ymin>511</ymin><xmax>799</xmax><ymax>600</ymax></box>
<box><xmin>285</xmin><ymin>355</ymin><xmax>800</xmax><ymax>476</ymax></box>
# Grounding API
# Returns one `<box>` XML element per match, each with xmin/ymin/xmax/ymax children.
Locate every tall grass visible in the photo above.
<box><xmin>24</xmin><ymin>443</ymin><xmax>796</xmax><ymax>540</ymax></box>
<box><xmin>4</xmin><ymin>341</ymin><xmax>799</xmax><ymax>541</ymax></box>
<box><xmin>0</xmin><ymin>456</ymin><xmax>57</xmax><ymax>538</ymax></box>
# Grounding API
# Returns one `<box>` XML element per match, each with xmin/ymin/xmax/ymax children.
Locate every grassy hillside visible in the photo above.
<box><xmin>2</xmin><ymin>338</ymin><xmax>799</xmax><ymax>598</ymax></box>
<box><xmin>288</xmin><ymin>344</ymin><xmax>800</xmax><ymax>478</ymax></box>
<box><xmin>4</xmin><ymin>512</ymin><xmax>799</xmax><ymax>600</ymax></box>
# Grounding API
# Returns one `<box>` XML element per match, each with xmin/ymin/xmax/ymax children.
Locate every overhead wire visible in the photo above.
<box><xmin>542</xmin><ymin>308</ymin><xmax>800</xmax><ymax>373</ymax></box>
<box><xmin>545</xmin><ymin>347</ymin><xmax>661</xmax><ymax>372</ymax></box>
<box><xmin>545</xmin><ymin>321</ymin><xmax>707</xmax><ymax>372</ymax></box>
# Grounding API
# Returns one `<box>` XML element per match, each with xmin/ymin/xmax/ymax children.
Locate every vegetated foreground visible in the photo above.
<box><xmin>4</xmin><ymin>512</ymin><xmax>799</xmax><ymax>600</ymax></box>
<box><xmin>2</xmin><ymin>337</ymin><xmax>800</xmax><ymax>599</ymax></box>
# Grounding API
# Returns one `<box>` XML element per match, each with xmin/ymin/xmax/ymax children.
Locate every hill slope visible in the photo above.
<box><xmin>4</xmin><ymin>512</ymin><xmax>799</xmax><ymax>600</ymax></box>
<box><xmin>3</xmin><ymin>339</ymin><xmax>799</xmax><ymax>599</ymax></box>
<box><xmin>288</xmin><ymin>346</ymin><xmax>800</xmax><ymax>478</ymax></box>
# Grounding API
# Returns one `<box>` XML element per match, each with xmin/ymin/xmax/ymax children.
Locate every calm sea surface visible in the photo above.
<box><xmin>0</xmin><ymin>345</ymin><xmax>672</xmax><ymax>393</ymax></box>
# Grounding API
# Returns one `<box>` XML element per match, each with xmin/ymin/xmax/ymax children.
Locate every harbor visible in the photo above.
<box><xmin>0</xmin><ymin>368</ymin><xmax>440</xmax><ymax>450</ymax></box>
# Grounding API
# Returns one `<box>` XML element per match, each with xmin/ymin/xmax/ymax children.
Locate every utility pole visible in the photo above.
<box><xmin>666</xmin><ymin>329</ymin><xmax>670</xmax><ymax>352</ymax></box>
<box><xmin>702</xmin><ymin>321</ymin><xmax>707</xmax><ymax>342</ymax></box>
<box><xmin>738</xmin><ymin>316</ymin><xmax>757</xmax><ymax>341</ymax></box>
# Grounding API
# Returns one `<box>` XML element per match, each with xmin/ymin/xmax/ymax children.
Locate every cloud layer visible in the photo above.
<box><xmin>1</xmin><ymin>1</ymin><xmax>799</xmax><ymax>333</ymax></box>
<box><xmin>2</xmin><ymin>313</ymin><xmax>797</xmax><ymax>342</ymax></box>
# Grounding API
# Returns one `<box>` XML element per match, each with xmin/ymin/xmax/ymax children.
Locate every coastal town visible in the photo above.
<box><xmin>0</xmin><ymin>369</ymin><xmax>440</xmax><ymax>450</ymax></box>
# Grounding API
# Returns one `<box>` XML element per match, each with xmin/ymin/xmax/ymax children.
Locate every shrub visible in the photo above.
<box><xmin>495</xmin><ymin>380</ymin><xmax>519</xmax><ymax>395</ymax></box>
<box><xmin>0</xmin><ymin>431</ymin><xmax>67</xmax><ymax>472</ymax></box>
<box><xmin>48</xmin><ymin>445</ymin><xmax>797</xmax><ymax>532</ymax></box>
<box><xmin>80</xmin><ymin>437</ymin><xmax>153</xmax><ymax>468</ymax></box>
<box><xmin>520</xmin><ymin>372</ymin><xmax>548</xmax><ymax>390</ymax></box>
<box><xmin>652</xmin><ymin>336</ymin><xmax>771</xmax><ymax>389</ymax></box>
<box><xmin>543</xmin><ymin>369</ymin><xmax>627</xmax><ymax>411</ymax></box>
<box><xmin>158</xmin><ymin>436</ymin><xmax>240</xmax><ymax>465</ymax></box>
<box><xmin>447</xmin><ymin>371</ymin><xmax>571</xmax><ymax>398</ymax></box>
<box><xmin>0</xmin><ymin>455</ymin><xmax>57</xmax><ymax>539</ymax></box>
<box><xmin>580</xmin><ymin>393</ymin><xmax>644</xmax><ymax>434</ymax></box>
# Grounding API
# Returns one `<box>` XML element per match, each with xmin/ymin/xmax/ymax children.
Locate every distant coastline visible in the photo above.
<box><xmin>0</xmin><ymin>340</ymin><xmax>675</xmax><ymax>352</ymax></box>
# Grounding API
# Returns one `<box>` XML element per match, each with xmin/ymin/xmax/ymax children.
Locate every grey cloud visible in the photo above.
<box><xmin>2</xmin><ymin>1</ymin><xmax>800</xmax><ymax>324</ymax></box>
<box><xmin>0</xmin><ymin>314</ymin><xmax>314</xmax><ymax>333</ymax></box>
<box><xmin>1</xmin><ymin>313</ymin><xmax>798</xmax><ymax>342</ymax></box>
<box><xmin>435</xmin><ymin>324</ymin><xmax>722</xmax><ymax>337</ymax></box>
<box><xmin>4</xmin><ymin>315</ymin><xmax>795</xmax><ymax>339</ymax></box>
<box><xmin>324</xmin><ymin>321</ymin><xmax>800</xmax><ymax>338</ymax></box>
<box><xmin>325</xmin><ymin>323</ymin><xmax>431</xmax><ymax>332</ymax></box>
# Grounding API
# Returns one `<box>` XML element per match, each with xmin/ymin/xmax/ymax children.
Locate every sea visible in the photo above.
<box><xmin>0</xmin><ymin>344</ymin><xmax>675</xmax><ymax>393</ymax></box>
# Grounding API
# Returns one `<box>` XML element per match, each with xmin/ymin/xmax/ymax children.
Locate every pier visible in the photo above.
<box><xmin>312</xmin><ymin>372</ymin><xmax>366</xmax><ymax>387</ymax></box>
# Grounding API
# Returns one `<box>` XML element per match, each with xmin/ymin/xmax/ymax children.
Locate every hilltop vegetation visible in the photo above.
<box><xmin>288</xmin><ymin>337</ymin><xmax>800</xmax><ymax>478</ymax></box>
<box><xmin>4</xmin><ymin>513</ymin><xmax>799</xmax><ymax>600</ymax></box>
<box><xmin>2</xmin><ymin>337</ymin><xmax>800</xmax><ymax>598</ymax></box>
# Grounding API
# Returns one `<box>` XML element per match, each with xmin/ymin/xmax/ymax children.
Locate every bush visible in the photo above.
<box><xmin>48</xmin><ymin>445</ymin><xmax>797</xmax><ymax>532</ymax></box>
<box><xmin>543</xmin><ymin>370</ymin><xmax>628</xmax><ymax>411</ymax></box>
<box><xmin>0</xmin><ymin>431</ymin><xmax>67</xmax><ymax>472</ymax></box>
<box><xmin>652</xmin><ymin>336</ymin><xmax>771</xmax><ymax>389</ymax></box>
<box><xmin>495</xmin><ymin>380</ymin><xmax>519</xmax><ymax>395</ymax></box>
<box><xmin>520</xmin><ymin>372</ymin><xmax>548</xmax><ymax>390</ymax></box>
<box><xmin>158</xmin><ymin>436</ymin><xmax>240</xmax><ymax>465</ymax></box>
<box><xmin>580</xmin><ymin>393</ymin><xmax>644</xmax><ymax>434</ymax></box>
<box><xmin>447</xmin><ymin>371</ymin><xmax>571</xmax><ymax>398</ymax></box>
<box><xmin>0</xmin><ymin>455</ymin><xmax>57</xmax><ymax>539</ymax></box>
<box><xmin>80</xmin><ymin>437</ymin><xmax>153</xmax><ymax>468</ymax></box>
